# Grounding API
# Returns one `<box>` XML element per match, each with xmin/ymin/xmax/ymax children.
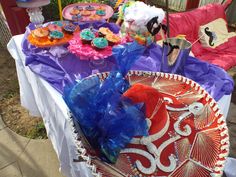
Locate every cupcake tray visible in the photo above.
<box><xmin>62</xmin><ymin>3</ymin><xmax>114</xmax><ymax>22</ymax></box>
<box><xmin>28</xmin><ymin>21</ymin><xmax>80</xmax><ymax>48</ymax></box>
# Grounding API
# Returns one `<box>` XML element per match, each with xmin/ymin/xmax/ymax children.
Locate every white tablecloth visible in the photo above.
<box><xmin>7</xmin><ymin>34</ymin><xmax>233</xmax><ymax>177</ymax></box>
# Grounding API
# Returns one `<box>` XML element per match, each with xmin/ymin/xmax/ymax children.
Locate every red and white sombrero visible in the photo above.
<box><xmin>70</xmin><ymin>71</ymin><xmax>229</xmax><ymax>177</ymax></box>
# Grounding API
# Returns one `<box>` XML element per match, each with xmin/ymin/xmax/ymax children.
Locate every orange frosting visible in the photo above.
<box><xmin>89</xmin><ymin>14</ymin><xmax>101</xmax><ymax>21</ymax></box>
<box><xmin>99</xmin><ymin>27</ymin><xmax>112</xmax><ymax>35</ymax></box>
<box><xmin>81</xmin><ymin>10</ymin><xmax>91</xmax><ymax>16</ymax></box>
<box><xmin>70</xmin><ymin>9</ymin><xmax>80</xmax><ymax>15</ymax></box>
<box><xmin>106</xmin><ymin>33</ymin><xmax>121</xmax><ymax>43</ymax></box>
<box><xmin>32</xmin><ymin>28</ymin><xmax>49</xmax><ymax>38</ymax></box>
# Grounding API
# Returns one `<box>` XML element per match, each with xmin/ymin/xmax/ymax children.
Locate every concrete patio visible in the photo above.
<box><xmin>0</xmin><ymin>115</ymin><xmax>64</xmax><ymax>177</ymax></box>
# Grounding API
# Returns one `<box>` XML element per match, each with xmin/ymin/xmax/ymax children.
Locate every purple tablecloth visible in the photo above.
<box><xmin>22</xmin><ymin>22</ymin><xmax>234</xmax><ymax>101</ymax></box>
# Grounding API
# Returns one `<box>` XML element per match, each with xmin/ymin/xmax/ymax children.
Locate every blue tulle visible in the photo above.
<box><xmin>112</xmin><ymin>41</ymin><xmax>146</xmax><ymax>76</ymax></box>
<box><xmin>63</xmin><ymin>42</ymin><xmax>148</xmax><ymax>163</ymax></box>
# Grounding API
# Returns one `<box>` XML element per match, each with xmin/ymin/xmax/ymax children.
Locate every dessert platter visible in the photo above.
<box><xmin>62</xmin><ymin>3</ymin><xmax>114</xmax><ymax>22</ymax></box>
<box><xmin>68</xmin><ymin>71</ymin><xmax>229</xmax><ymax>177</ymax></box>
<box><xmin>28</xmin><ymin>21</ymin><xmax>80</xmax><ymax>47</ymax></box>
<box><xmin>68</xmin><ymin>27</ymin><xmax>122</xmax><ymax>60</ymax></box>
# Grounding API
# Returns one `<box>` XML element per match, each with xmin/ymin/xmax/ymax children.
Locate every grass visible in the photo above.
<box><xmin>26</xmin><ymin>122</ymin><xmax>47</xmax><ymax>139</ymax></box>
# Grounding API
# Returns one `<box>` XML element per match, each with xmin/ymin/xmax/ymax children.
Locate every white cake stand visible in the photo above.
<box><xmin>16</xmin><ymin>0</ymin><xmax>50</xmax><ymax>27</ymax></box>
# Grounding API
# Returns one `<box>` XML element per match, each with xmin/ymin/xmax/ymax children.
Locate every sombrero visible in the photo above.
<box><xmin>69</xmin><ymin>70</ymin><xmax>229</xmax><ymax>177</ymax></box>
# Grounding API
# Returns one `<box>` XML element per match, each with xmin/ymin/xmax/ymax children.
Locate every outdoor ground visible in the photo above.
<box><xmin>0</xmin><ymin>49</ymin><xmax>47</xmax><ymax>139</ymax></box>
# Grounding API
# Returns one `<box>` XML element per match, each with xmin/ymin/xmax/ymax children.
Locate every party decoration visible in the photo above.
<box><xmin>121</xmin><ymin>1</ymin><xmax>165</xmax><ymax>45</ymax></box>
<box><xmin>64</xmin><ymin>42</ymin><xmax>147</xmax><ymax>163</ymax></box>
<box><xmin>68</xmin><ymin>71</ymin><xmax>229</xmax><ymax>176</ymax></box>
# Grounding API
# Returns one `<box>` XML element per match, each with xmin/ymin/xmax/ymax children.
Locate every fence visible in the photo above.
<box><xmin>0</xmin><ymin>10</ymin><xmax>12</xmax><ymax>48</ymax></box>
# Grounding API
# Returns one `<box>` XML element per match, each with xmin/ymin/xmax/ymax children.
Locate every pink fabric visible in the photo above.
<box><xmin>68</xmin><ymin>33</ymin><xmax>125</xmax><ymax>60</ymax></box>
<box><xmin>161</xmin><ymin>3</ymin><xmax>236</xmax><ymax>70</ymax></box>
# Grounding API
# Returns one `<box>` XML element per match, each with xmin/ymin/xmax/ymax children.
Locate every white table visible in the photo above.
<box><xmin>7</xmin><ymin>35</ymin><xmax>232</xmax><ymax>177</ymax></box>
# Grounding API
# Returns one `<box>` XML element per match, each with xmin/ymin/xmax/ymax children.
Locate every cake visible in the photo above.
<box><xmin>80</xmin><ymin>29</ymin><xmax>95</xmax><ymax>44</ymax></box>
<box><xmin>106</xmin><ymin>33</ymin><xmax>121</xmax><ymax>45</ymax></box>
<box><xmin>81</xmin><ymin>10</ymin><xmax>91</xmax><ymax>16</ymax></box>
<box><xmin>91</xmin><ymin>37</ymin><xmax>108</xmax><ymax>50</ymax></box>
<box><xmin>98</xmin><ymin>27</ymin><xmax>112</xmax><ymax>37</ymax></box>
<box><xmin>85</xmin><ymin>5</ymin><xmax>95</xmax><ymax>11</ymax></box>
<box><xmin>63</xmin><ymin>24</ymin><xmax>77</xmax><ymax>34</ymax></box>
<box><xmin>49</xmin><ymin>30</ymin><xmax>64</xmax><ymax>40</ymax></box>
<box><xmin>47</xmin><ymin>24</ymin><xmax>62</xmax><ymax>32</ymax></box>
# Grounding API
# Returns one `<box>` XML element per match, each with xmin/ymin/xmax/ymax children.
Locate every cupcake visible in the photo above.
<box><xmin>91</xmin><ymin>37</ymin><xmax>108</xmax><ymax>50</ymax></box>
<box><xmin>106</xmin><ymin>33</ymin><xmax>121</xmax><ymax>45</ymax></box>
<box><xmin>49</xmin><ymin>30</ymin><xmax>64</xmax><ymax>40</ymax></box>
<box><xmin>32</xmin><ymin>28</ymin><xmax>49</xmax><ymax>39</ymax></box>
<box><xmin>72</xmin><ymin>14</ymin><xmax>82</xmax><ymax>21</ymax></box>
<box><xmin>63</xmin><ymin>24</ymin><xmax>77</xmax><ymax>34</ymax></box>
<box><xmin>52</xmin><ymin>21</ymin><xmax>65</xmax><ymax>27</ymax></box>
<box><xmin>80</xmin><ymin>29</ymin><xmax>95</xmax><ymax>44</ymax></box>
<box><xmin>96</xmin><ymin>9</ymin><xmax>106</xmax><ymax>16</ymax></box>
<box><xmin>85</xmin><ymin>5</ymin><xmax>95</xmax><ymax>11</ymax></box>
<box><xmin>97</xmin><ymin>6</ymin><xmax>105</xmax><ymax>11</ymax></box>
<box><xmin>47</xmin><ymin>24</ymin><xmax>62</xmax><ymax>32</ymax></box>
<box><xmin>89</xmin><ymin>14</ymin><xmax>101</xmax><ymax>21</ymax></box>
<box><xmin>70</xmin><ymin>8</ymin><xmax>80</xmax><ymax>15</ymax></box>
<box><xmin>81</xmin><ymin>10</ymin><xmax>91</xmax><ymax>16</ymax></box>
<box><xmin>73</xmin><ymin>5</ymin><xmax>83</xmax><ymax>11</ymax></box>
<box><xmin>98</xmin><ymin>27</ymin><xmax>112</xmax><ymax>37</ymax></box>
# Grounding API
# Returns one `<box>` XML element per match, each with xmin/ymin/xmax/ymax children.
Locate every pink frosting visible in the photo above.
<box><xmin>68</xmin><ymin>33</ymin><xmax>125</xmax><ymax>60</ymax></box>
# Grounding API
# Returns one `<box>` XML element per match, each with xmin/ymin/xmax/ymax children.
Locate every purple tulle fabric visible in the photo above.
<box><xmin>22</xmin><ymin>22</ymin><xmax>234</xmax><ymax>101</ymax></box>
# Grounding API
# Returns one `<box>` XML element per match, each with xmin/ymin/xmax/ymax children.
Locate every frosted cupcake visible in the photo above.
<box><xmin>91</xmin><ymin>37</ymin><xmax>108</xmax><ymax>50</ymax></box>
<box><xmin>80</xmin><ymin>29</ymin><xmax>95</xmax><ymax>44</ymax></box>
<box><xmin>81</xmin><ymin>10</ymin><xmax>91</xmax><ymax>16</ymax></box>
<box><xmin>72</xmin><ymin>14</ymin><xmax>82</xmax><ymax>21</ymax></box>
<box><xmin>73</xmin><ymin>6</ymin><xmax>83</xmax><ymax>11</ymax></box>
<box><xmin>49</xmin><ymin>30</ymin><xmax>64</xmax><ymax>40</ymax></box>
<box><xmin>98</xmin><ymin>27</ymin><xmax>112</xmax><ymax>37</ymax></box>
<box><xmin>47</xmin><ymin>24</ymin><xmax>62</xmax><ymax>32</ymax></box>
<box><xmin>96</xmin><ymin>9</ymin><xmax>106</xmax><ymax>16</ymax></box>
<box><xmin>32</xmin><ymin>28</ymin><xmax>49</xmax><ymax>39</ymax></box>
<box><xmin>70</xmin><ymin>8</ymin><xmax>80</xmax><ymax>15</ymax></box>
<box><xmin>85</xmin><ymin>5</ymin><xmax>95</xmax><ymax>11</ymax></box>
<box><xmin>63</xmin><ymin>24</ymin><xmax>77</xmax><ymax>34</ymax></box>
<box><xmin>106</xmin><ymin>33</ymin><xmax>121</xmax><ymax>45</ymax></box>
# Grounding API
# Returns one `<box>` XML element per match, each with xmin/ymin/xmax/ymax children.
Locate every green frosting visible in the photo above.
<box><xmin>92</xmin><ymin>37</ymin><xmax>108</xmax><ymax>49</ymax></box>
<box><xmin>96</xmin><ymin>10</ymin><xmax>106</xmax><ymax>16</ymax></box>
<box><xmin>49</xmin><ymin>30</ymin><xmax>64</xmax><ymax>39</ymax></box>
<box><xmin>80</xmin><ymin>29</ymin><xmax>95</xmax><ymax>41</ymax></box>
